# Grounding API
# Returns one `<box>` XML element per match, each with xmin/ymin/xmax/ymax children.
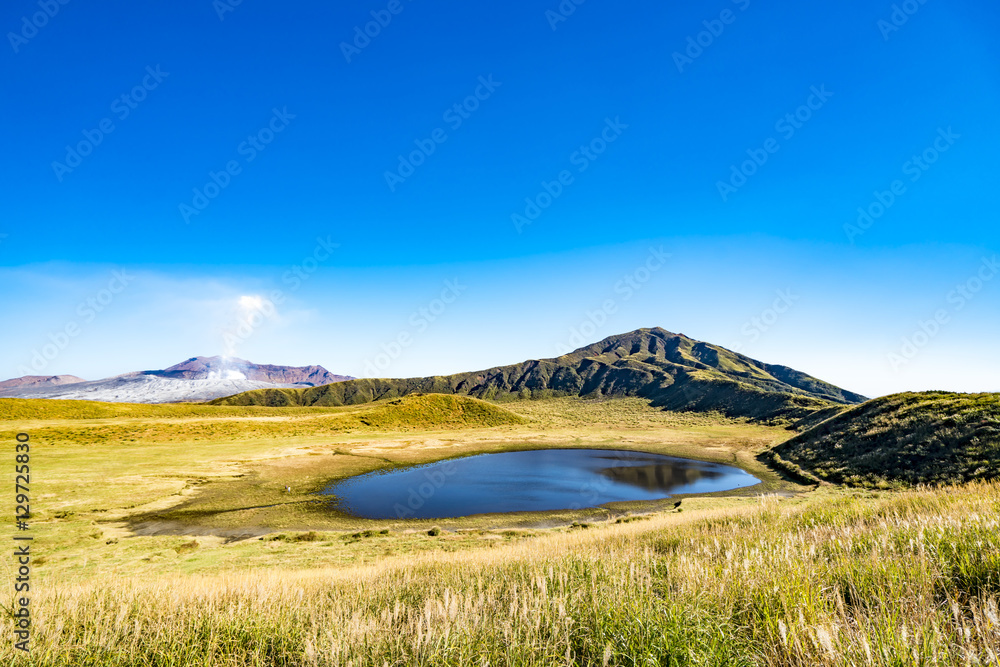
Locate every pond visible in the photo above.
<box><xmin>322</xmin><ymin>448</ymin><xmax>760</xmax><ymax>520</ymax></box>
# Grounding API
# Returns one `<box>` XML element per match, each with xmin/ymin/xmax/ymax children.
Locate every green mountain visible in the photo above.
<box><xmin>210</xmin><ymin>328</ymin><xmax>865</xmax><ymax>422</ymax></box>
<box><xmin>767</xmin><ymin>391</ymin><xmax>1000</xmax><ymax>486</ymax></box>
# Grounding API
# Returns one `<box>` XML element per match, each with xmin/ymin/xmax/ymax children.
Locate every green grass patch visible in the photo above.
<box><xmin>769</xmin><ymin>391</ymin><xmax>1000</xmax><ymax>486</ymax></box>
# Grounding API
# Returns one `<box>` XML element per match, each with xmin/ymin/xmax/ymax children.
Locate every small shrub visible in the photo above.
<box><xmin>292</xmin><ymin>531</ymin><xmax>321</xmax><ymax>542</ymax></box>
<box><xmin>175</xmin><ymin>540</ymin><xmax>199</xmax><ymax>553</ymax></box>
<box><xmin>350</xmin><ymin>529</ymin><xmax>386</xmax><ymax>539</ymax></box>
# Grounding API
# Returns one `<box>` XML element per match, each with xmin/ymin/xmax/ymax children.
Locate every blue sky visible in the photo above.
<box><xmin>1</xmin><ymin>0</ymin><xmax>998</xmax><ymax>397</ymax></box>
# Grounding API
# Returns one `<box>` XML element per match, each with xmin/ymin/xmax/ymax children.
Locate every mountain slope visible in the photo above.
<box><xmin>767</xmin><ymin>392</ymin><xmax>1000</xmax><ymax>486</ymax></box>
<box><xmin>0</xmin><ymin>375</ymin><xmax>85</xmax><ymax>390</ymax></box>
<box><xmin>154</xmin><ymin>356</ymin><xmax>352</xmax><ymax>385</ymax></box>
<box><xmin>0</xmin><ymin>357</ymin><xmax>353</xmax><ymax>404</ymax></box>
<box><xmin>212</xmin><ymin>328</ymin><xmax>865</xmax><ymax>421</ymax></box>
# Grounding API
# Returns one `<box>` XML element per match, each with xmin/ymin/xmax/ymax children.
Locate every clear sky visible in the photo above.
<box><xmin>1</xmin><ymin>0</ymin><xmax>998</xmax><ymax>398</ymax></box>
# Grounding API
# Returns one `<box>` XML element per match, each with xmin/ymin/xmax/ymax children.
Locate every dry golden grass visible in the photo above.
<box><xmin>5</xmin><ymin>484</ymin><xmax>999</xmax><ymax>666</ymax></box>
<box><xmin>4</xmin><ymin>396</ymin><xmax>795</xmax><ymax>570</ymax></box>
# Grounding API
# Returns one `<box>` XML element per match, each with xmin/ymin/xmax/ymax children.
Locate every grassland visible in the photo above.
<box><xmin>2</xmin><ymin>393</ymin><xmax>998</xmax><ymax>665</ymax></box>
<box><xmin>6</xmin><ymin>484</ymin><xmax>1000</xmax><ymax>665</ymax></box>
<box><xmin>0</xmin><ymin>395</ymin><xmax>794</xmax><ymax>580</ymax></box>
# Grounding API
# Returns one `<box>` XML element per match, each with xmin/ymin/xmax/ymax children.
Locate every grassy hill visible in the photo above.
<box><xmin>0</xmin><ymin>393</ymin><xmax>524</xmax><ymax>429</ymax></box>
<box><xmin>337</xmin><ymin>394</ymin><xmax>528</xmax><ymax>430</ymax></box>
<box><xmin>768</xmin><ymin>391</ymin><xmax>1000</xmax><ymax>486</ymax></box>
<box><xmin>211</xmin><ymin>328</ymin><xmax>865</xmax><ymax>422</ymax></box>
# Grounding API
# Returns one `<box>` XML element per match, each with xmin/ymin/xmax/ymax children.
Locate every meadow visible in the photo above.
<box><xmin>2</xmin><ymin>395</ymin><xmax>998</xmax><ymax>665</ymax></box>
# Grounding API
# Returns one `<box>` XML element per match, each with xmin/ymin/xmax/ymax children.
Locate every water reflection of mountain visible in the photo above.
<box><xmin>599</xmin><ymin>463</ymin><xmax>720</xmax><ymax>491</ymax></box>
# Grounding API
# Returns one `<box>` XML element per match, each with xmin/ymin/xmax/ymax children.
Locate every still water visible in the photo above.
<box><xmin>323</xmin><ymin>448</ymin><xmax>760</xmax><ymax>520</ymax></box>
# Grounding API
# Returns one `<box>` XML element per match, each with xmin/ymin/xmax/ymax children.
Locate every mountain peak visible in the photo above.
<box><xmin>151</xmin><ymin>356</ymin><xmax>352</xmax><ymax>386</ymax></box>
<box><xmin>214</xmin><ymin>327</ymin><xmax>866</xmax><ymax>421</ymax></box>
<box><xmin>0</xmin><ymin>357</ymin><xmax>353</xmax><ymax>403</ymax></box>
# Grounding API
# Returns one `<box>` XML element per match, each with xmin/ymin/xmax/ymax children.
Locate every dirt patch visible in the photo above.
<box><xmin>128</xmin><ymin>520</ymin><xmax>273</xmax><ymax>543</ymax></box>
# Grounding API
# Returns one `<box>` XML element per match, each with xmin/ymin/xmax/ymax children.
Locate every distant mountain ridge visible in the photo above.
<box><xmin>0</xmin><ymin>357</ymin><xmax>352</xmax><ymax>404</ymax></box>
<box><xmin>212</xmin><ymin>328</ymin><xmax>866</xmax><ymax>421</ymax></box>
<box><xmin>149</xmin><ymin>356</ymin><xmax>351</xmax><ymax>385</ymax></box>
<box><xmin>0</xmin><ymin>375</ymin><xmax>85</xmax><ymax>390</ymax></box>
